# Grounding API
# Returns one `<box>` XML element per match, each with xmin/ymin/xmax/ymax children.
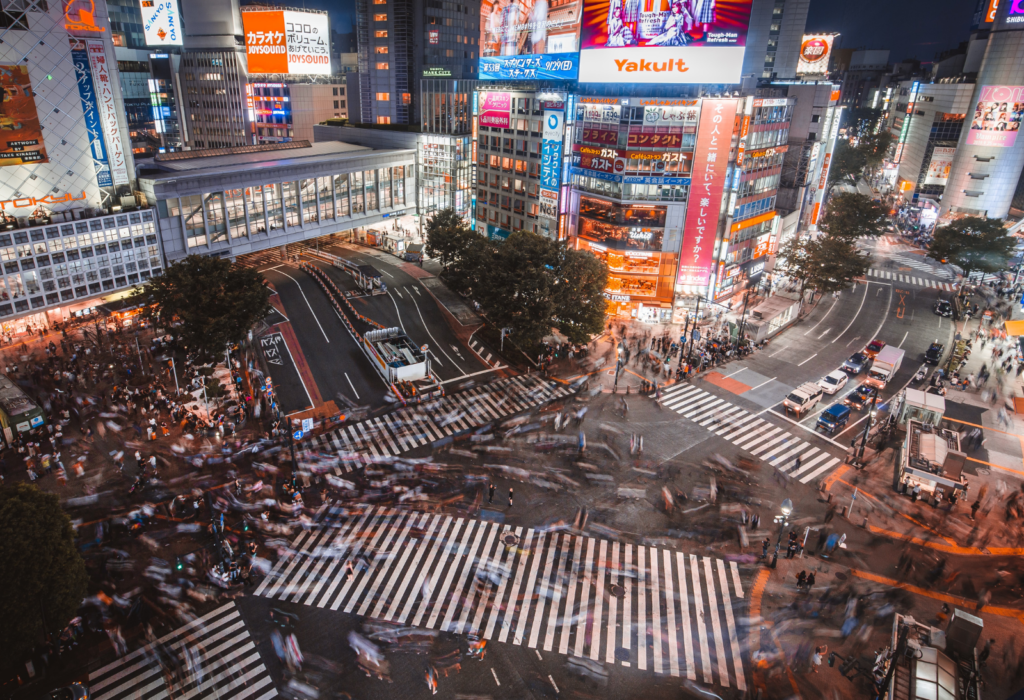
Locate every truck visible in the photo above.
<box><xmin>865</xmin><ymin>345</ymin><xmax>904</xmax><ymax>390</ymax></box>
<box><xmin>782</xmin><ymin>381</ymin><xmax>824</xmax><ymax>416</ymax></box>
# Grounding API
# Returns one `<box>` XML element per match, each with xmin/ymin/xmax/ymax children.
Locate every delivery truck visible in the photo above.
<box><xmin>865</xmin><ymin>345</ymin><xmax>904</xmax><ymax>390</ymax></box>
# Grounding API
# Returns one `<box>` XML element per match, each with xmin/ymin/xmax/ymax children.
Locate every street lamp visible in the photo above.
<box><xmin>771</xmin><ymin>498</ymin><xmax>793</xmax><ymax>569</ymax></box>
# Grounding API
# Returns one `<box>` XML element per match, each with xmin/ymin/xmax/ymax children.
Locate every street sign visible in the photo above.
<box><xmin>293</xmin><ymin>430</ymin><xmax>303</xmax><ymax>440</ymax></box>
<box><xmin>692</xmin><ymin>329</ymin><xmax>701</xmax><ymax>342</ymax></box>
<box><xmin>301</xmin><ymin>418</ymin><xmax>314</xmax><ymax>433</ymax></box>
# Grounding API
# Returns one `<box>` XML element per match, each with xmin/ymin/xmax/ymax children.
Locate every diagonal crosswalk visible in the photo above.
<box><xmin>255</xmin><ymin>506</ymin><xmax>750</xmax><ymax>690</ymax></box>
<box><xmin>654</xmin><ymin>383</ymin><xmax>843</xmax><ymax>485</ymax></box>
<box><xmin>309</xmin><ymin>374</ymin><xmax>572</xmax><ymax>460</ymax></box>
<box><xmin>867</xmin><ymin>269</ymin><xmax>955</xmax><ymax>291</ymax></box>
<box><xmin>88</xmin><ymin>602</ymin><xmax>277</xmax><ymax>700</ymax></box>
<box><xmin>888</xmin><ymin>253</ymin><xmax>954</xmax><ymax>278</ymax></box>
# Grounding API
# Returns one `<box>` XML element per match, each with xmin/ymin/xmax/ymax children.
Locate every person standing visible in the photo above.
<box><xmin>488</xmin><ymin>483</ymin><xmax>495</xmax><ymax>504</ymax></box>
<box><xmin>811</xmin><ymin>645</ymin><xmax>827</xmax><ymax>673</ymax></box>
<box><xmin>508</xmin><ymin>487</ymin><xmax>514</xmax><ymax>507</ymax></box>
<box><xmin>971</xmin><ymin>500</ymin><xmax>981</xmax><ymax>520</ymax></box>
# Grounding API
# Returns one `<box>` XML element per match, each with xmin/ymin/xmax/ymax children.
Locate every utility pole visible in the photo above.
<box><xmin>735</xmin><ymin>290</ymin><xmax>751</xmax><ymax>352</ymax></box>
<box><xmin>686</xmin><ymin>296</ymin><xmax>702</xmax><ymax>365</ymax></box>
<box><xmin>855</xmin><ymin>391</ymin><xmax>879</xmax><ymax>466</ymax></box>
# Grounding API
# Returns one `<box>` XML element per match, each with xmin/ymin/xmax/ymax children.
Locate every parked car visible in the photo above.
<box><xmin>934</xmin><ymin>299</ymin><xmax>953</xmax><ymax>317</ymax></box>
<box><xmin>865</xmin><ymin>339</ymin><xmax>887</xmax><ymax>359</ymax></box>
<box><xmin>818</xmin><ymin>370</ymin><xmax>849</xmax><ymax>395</ymax></box>
<box><xmin>924</xmin><ymin>342</ymin><xmax>944</xmax><ymax>365</ymax></box>
<box><xmin>842</xmin><ymin>352</ymin><xmax>870</xmax><ymax>375</ymax></box>
<box><xmin>816</xmin><ymin>403</ymin><xmax>851</xmax><ymax>433</ymax></box>
<box><xmin>845</xmin><ymin>384</ymin><xmax>877</xmax><ymax>410</ymax></box>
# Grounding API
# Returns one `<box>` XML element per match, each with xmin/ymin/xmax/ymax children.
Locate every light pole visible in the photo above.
<box><xmin>771</xmin><ymin>498</ymin><xmax>793</xmax><ymax>569</ymax></box>
<box><xmin>854</xmin><ymin>391</ymin><xmax>879</xmax><ymax>466</ymax></box>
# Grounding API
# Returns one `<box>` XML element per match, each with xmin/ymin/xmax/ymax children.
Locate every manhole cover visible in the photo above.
<box><xmin>834</xmin><ymin>571</ymin><xmax>848</xmax><ymax>581</ymax></box>
<box><xmin>610</xmin><ymin>584</ymin><xmax>625</xmax><ymax>598</ymax></box>
<box><xmin>502</xmin><ymin>532</ymin><xmax>520</xmax><ymax>546</ymax></box>
<box><xmin>615</xmin><ymin>647</ymin><xmax>630</xmax><ymax>661</ymax></box>
<box><xmin>977</xmin><ymin>469</ymin><xmax>990</xmax><ymax>476</ymax></box>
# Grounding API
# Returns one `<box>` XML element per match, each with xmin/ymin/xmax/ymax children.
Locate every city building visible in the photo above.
<box><xmin>137</xmin><ymin>141</ymin><xmax>416</xmax><ymax>262</ymax></box>
<box><xmin>741</xmin><ymin>0</ymin><xmax>812</xmax><ymax>81</ymax></box>
<box><xmin>835</xmin><ymin>49</ymin><xmax>892</xmax><ymax>108</ymax></box>
<box><xmin>250</xmin><ymin>81</ymin><xmax>349</xmax><ymax>144</ymax></box>
<box><xmin>940</xmin><ymin>0</ymin><xmax>1024</xmax><ymax>220</ymax></box>
<box><xmin>354</xmin><ymin>0</ymin><xmax>480</xmax><ymax>125</ymax></box>
<box><xmin>107</xmin><ymin>0</ymin><xmax>157</xmax><ymax>156</ymax></box>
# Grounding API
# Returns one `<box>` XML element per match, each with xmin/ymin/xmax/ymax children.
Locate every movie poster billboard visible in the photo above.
<box><xmin>578</xmin><ymin>0</ymin><xmax>753</xmax><ymax>84</ymax></box>
<box><xmin>0</xmin><ymin>65</ymin><xmax>48</xmax><ymax>167</ymax></box>
<box><xmin>678</xmin><ymin>99</ymin><xmax>736</xmax><ymax>288</ymax></box>
<box><xmin>966</xmin><ymin>85</ymin><xmax>1024</xmax><ymax>148</ymax></box>
<box><xmin>243</xmin><ymin>9</ymin><xmax>331</xmax><ymax>75</ymax></box>
<box><xmin>923</xmin><ymin>146</ymin><xmax>956</xmax><ymax>186</ymax></box>
<box><xmin>795</xmin><ymin>34</ymin><xmax>833</xmax><ymax>75</ymax></box>
<box><xmin>480</xmin><ymin>0</ymin><xmax>582</xmax><ymax>80</ymax></box>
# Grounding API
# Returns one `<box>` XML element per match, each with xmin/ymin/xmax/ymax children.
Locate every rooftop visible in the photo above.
<box><xmin>142</xmin><ymin>141</ymin><xmax>379</xmax><ymax>180</ymax></box>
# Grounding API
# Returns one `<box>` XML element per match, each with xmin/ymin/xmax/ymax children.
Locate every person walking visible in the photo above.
<box><xmin>806</xmin><ymin>572</ymin><xmax>815</xmax><ymax>589</ymax></box>
<box><xmin>508</xmin><ymin>487</ymin><xmax>514</xmax><ymax>507</ymax></box>
<box><xmin>488</xmin><ymin>483</ymin><xmax>495</xmax><ymax>504</ymax></box>
<box><xmin>796</xmin><ymin>570</ymin><xmax>807</xmax><ymax>590</ymax></box>
<box><xmin>971</xmin><ymin>500</ymin><xmax>981</xmax><ymax>520</ymax></box>
<box><xmin>811</xmin><ymin>645</ymin><xmax>827</xmax><ymax>673</ymax></box>
<box><xmin>761</xmin><ymin>537</ymin><xmax>770</xmax><ymax>559</ymax></box>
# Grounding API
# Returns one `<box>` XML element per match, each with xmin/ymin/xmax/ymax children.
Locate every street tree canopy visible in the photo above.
<box><xmin>927</xmin><ymin>216</ymin><xmax>1015</xmax><ymax>278</ymax></box>
<box><xmin>0</xmin><ymin>484</ymin><xmax>88</xmax><ymax>662</ymax></box>
<box><xmin>778</xmin><ymin>234</ymin><xmax>871</xmax><ymax>294</ymax></box>
<box><xmin>827</xmin><ymin>140</ymin><xmax>867</xmax><ymax>186</ymax></box>
<box><xmin>134</xmin><ymin>254</ymin><xmax>272</xmax><ymax>362</ymax></box>
<box><xmin>423</xmin><ymin>209</ymin><xmax>609</xmax><ymax>348</ymax></box>
<box><xmin>818</xmin><ymin>192</ymin><xmax>888</xmax><ymax>240</ymax></box>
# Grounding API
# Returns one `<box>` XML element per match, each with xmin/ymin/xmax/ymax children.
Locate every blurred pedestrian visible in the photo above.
<box><xmin>508</xmin><ymin>487</ymin><xmax>513</xmax><ymax>507</ymax></box>
<box><xmin>488</xmin><ymin>483</ymin><xmax>495</xmax><ymax>503</ymax></box>
<box><xmin>971</xmin><ymin>500</ymin><xmax>981</xmax><ymax>520</ymax></box>
<box><xmin>811</xmin><ymin>645</ymin><xmax>827</xmax><ymax>673</ymax></box>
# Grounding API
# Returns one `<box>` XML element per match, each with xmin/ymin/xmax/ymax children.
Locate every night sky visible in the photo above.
<box><xmin>806</xmin><ymin>0</ymin><xmax>978</xmax><ymax>63</ymax></box>
<box><xmin>266</xmin><ymin>0</ymin><xmax>978</xmax><ymax>61</ymax></box>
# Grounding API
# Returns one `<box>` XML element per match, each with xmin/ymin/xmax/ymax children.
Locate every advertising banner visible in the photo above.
<box><xmin>966</xmin><ymin>85</ymin><xmax>1024</xmax><ymax>148</ymax></box>
<box><xmin>569</xmin><ymin>166</ymin><xmax>690</xmax><ymax>186</ymax></box>
<box><xmin>243</xmin><ymin>10</ymin><xmax>331</xmax><ymax>75</ymax></box>
<box><xmin>795</xmin><ymin>34</ymin><xmax>833</xmax><ymax>75</ymax></box>
<box><xmin>581</xmin><ymin>102</ymin><xmax>621</xmax><ymax>124</ymax></box>
<box><xmin>923</xmin><ymin>146</ymin><xmax>956</xmax><ymax>186</ymax></box>
<box><xmin>578</xmin><ymin>0</ymin><xmax>754</xmax><ymax>84</ymax></box>
<box><xmin>480</xmin><ymin>92</ymin><xmax>512</xmax><ymax>128</ymax></box>
<box><xmin>541</xmin><ymin>109</ymin><xmax>564</xmax><ymax>190</ymax></box>
<box><xmin>581</xmin><ymin>126</ymin><xmax>619</xmax><ymax>145</ymax></box>
<box><xmin>678</xmin><ymin>99</ymin><xmax>736</xmax><ymax>287</ymax></box>
<box><xmin>572</xmin><ymin>150</ymin><xmax>616</xmax><ymax>172</ymax></box>
<box><xmin>140</xmin><ymin>0</ymin><xmax>182</xmax><ymax>45</ymax></box>
<box><xmin>480</xmin><ymin>0</ymin><xmax>581</xmax><ymax>80</ymax></box>
<box><xmin>86</xmin><ymin>41</ymin><xmax>129</xmax><ymax>185</ymax></box>
<box><xmin>0</xmin><ymin>65</ymin><xmax>48</xmax><ymax>167</ymax></box>
<box><xmin>539</xmin><ymin>188</ymin><xmax>559</xmax><ymax>218</ymax></box>
<box><xmin>642</xmin><ymin>104</ymin><xmax>698</xmax><ymax>126</ymax></box>
<box><xmin>70</xmin><ymin>42</ymin><xmax>111</xmax><ymax>186</ymax></box>
<box><xmin>626</xmin><ymin>130</ymin><xmax>684</xmax><ymax>148</ymax></box>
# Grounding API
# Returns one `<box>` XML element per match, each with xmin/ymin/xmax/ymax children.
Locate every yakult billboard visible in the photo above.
<box><xmin>577</xmin><ymin>0</ymin><xmax>753</xmax><ymax>84</ymax></box>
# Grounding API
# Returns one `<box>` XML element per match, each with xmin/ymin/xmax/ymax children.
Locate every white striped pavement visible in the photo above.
<box><xmin>309</xmin><ymin>374</ymin><xmax>573</xmax><ymax>463</ymax></box>
<box><xmin>87</xmin><ymin>602</ymin><xmax>277</xmax><ymax>700</ymax></box>
<box><xmin>255</xmin><ymin>507</ymin><xmax>750</xmax><ymax>690</ymax></box>
<box><xmin>655</xmin><ymin>383</ymin><xmax>844</xmax><ymax>485</ymax></box>
<box><xmin>867</xmin><ymin>268</ymin><xmax>955</xmax><ymax>291</ymax></box>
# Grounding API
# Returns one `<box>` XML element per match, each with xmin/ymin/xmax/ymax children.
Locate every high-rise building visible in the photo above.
<box><xmin>354</xmin><ymin>0</ymin><xmax>480</xmax><ymax>125</ymax></box>
<box><xmin>250</xmin><ymin>81</ymin><xmax>349</xmax><ymax>144</ymax></box>
<box><xmin>941</xmin><ymin>0</ymin><xmax>1024</xmax><ymax>220</ymax></box>
<box><xmin>742</xmin><ymin>0</ymin><xmax>811</xmax><ymax>81</ymax></box>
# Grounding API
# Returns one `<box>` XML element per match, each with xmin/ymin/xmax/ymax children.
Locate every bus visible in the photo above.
<box><xmin>0</xmin><ymin>373</ymin><xmax>44</xmax><ymax>437</ymax></box>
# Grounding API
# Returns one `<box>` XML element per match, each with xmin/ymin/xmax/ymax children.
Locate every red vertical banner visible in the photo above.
<box><xmin>677</xmin><ymin>99</ymin><xmax>737</xmax><ymax>287</ymax></box>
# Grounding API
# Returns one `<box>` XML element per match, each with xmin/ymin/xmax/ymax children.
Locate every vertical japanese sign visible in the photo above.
<box><xmin>479</xmin><ymin>92</ymin><xmax>511</xmax><ymax>129</ymax></box>
<box><xmin>86</xmin><ymin>40</ymin><xmax>129</xmax><ymax>186</ymax></box>
<box><xmin>677</xmin><ymin>99</ymin><xmax>736</xmax><ymax>288</ymax></box>
<box><xmin>0</xmin><ymin>65</ymin><xmax>48</xmax><ymax>166</ymax></box>
<box><xmin>70</xmin><ymin>41</ymin><xmax>111</xmax><ymax>186</ymax></box>
<box><xmin>541</xmin><ymin>108</ymin><xmax>565</xmax><ymax>234</ymax></box>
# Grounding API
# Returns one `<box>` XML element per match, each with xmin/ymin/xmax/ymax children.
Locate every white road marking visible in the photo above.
<box><xmin>344</xmin><ymin>372</ymin><xmax>360</xmax><ymax>399</ymax></box>
<box><xmin>274</xmin><ymin>268</ymin><xmax>330</xmax><ymax>342</ymax></box>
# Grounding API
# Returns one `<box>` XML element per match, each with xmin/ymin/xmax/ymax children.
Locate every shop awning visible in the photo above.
<box><xmin>1005</xmin><ymin>320</ymin><xmax>1024</xmax><ymax>337</ymax></box>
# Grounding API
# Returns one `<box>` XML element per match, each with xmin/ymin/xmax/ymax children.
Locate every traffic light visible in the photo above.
<box><xmin>175</xmin><ymin>557</ymin><xmax>183</xmax><ymax>571</ymax></box>
<box><xmin>243</xmin><ymin>520</ymin><xmax>250</xmax><ymax>533</ymax></box>
<box><xmin>828</xmin><ymin>652</ymin><xmax>837</xmax><ymax>667</ymax></box>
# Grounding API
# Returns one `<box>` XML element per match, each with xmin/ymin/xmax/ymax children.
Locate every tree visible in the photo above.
<box><xmin>861</xmin><ymin>130</ymin><xmax>893</xmax><ymax>168</ymax></box>
<box><xmin>133</xmin><ymin>254</ymin><xmax>271</xmax><ymax>363</ymax></box>
<box><xmin>827</xmin><ymin>140</ymin><xmax>868</xmax><ymax>187</ymax></box>
<box><xmin>0</xmin><ymin>484</ymin><xmax>88</xmax><ymax>662</ymax></box>
<box><xmin>927</xmin><ymin>216</ymin><xmax>1015</xmax><ymax>278</ymax></box>
<box><xmin>551</xmin><ymin>244</ymin><xmax>608</xmax><ymax>343</ymax></box>
<box><xmin>424</xmin><ymin>209</ymin><xmax>479</xmax><ymax>274</ymax></box>
<box><xmin>777</xmin><ymin>235</ymin><xmax>814</xmax><ymax>293</ymax></box>
<box><xmin>818</xmin><ymin>192</ymin><xmax>887</xmax><ymax>241</ymax></box>
<box><xmin>804</xmin><ymin>235</ymin><xmax>872</xmax><ymax>294</ymax></box>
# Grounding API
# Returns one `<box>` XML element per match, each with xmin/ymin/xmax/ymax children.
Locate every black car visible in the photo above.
<box><xmin>48</xmin><ymin>683</ymin><xmax>89</xmax><ymax>700</ymax></box>
<box><xmin>845</xmin><ymin>384</ymin><xmax>877</xmax><ymax>410</ymax></box>
<box><xmin>842</xmin><ymin>352</ymin><xmax>870</xmax><ymax>375</ymax></box>
<box><xmin>934</xmin><ymin>299</ymin><xmax>952</xmax><ymax>317</ymax></box>
<box><xmin>924</xmin><ymin>342</ymin><xmax>944</xmax><ymax>365</ymax></box>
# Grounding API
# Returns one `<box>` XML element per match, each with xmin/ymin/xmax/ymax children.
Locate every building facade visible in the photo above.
<box><xmin>250</xmin><ymin>81</ymin><xmax>349</xmax><ymax>144</ymax></box>
<box><xmin>741</xmin><ymin>0</ymin><xmax>812</xmax><ymax>81</ymax></box>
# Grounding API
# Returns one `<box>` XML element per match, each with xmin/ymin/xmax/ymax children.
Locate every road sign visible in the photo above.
<box><xmin>301</xmin><ymin>418</ymin><xmax>314</xmax><ymax>433</ymax></box>
<box><xmin>293</xmin><ymin>430</ymin><xmax>303</xmax><ymax>440</ymax></box>
<box><xmin>691</xmin><ymin>329</ymin><xmax>701</xmax><ymax>342</ymax></box>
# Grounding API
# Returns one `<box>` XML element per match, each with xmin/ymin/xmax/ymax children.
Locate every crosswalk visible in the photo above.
<box><xmin>888</xmin><ymin>253</ymin><xmax>954</xmax><ymax>278</ymax></box>
<box><xmin>308</xmin><ymin>374</ymin><xmax>573</xmax><ymax>459</ymax></box>
<box><xmin>255</xmin><ymin>506</ymin><xmax>749</xmax><ymax>689</ymax></box>
<box><xmin>654</xmin><ymin>383</ymin><xmax>843</xmax><ymax>485</ymax></box>
<box><xmin>873</xmin><ymin>235</ymin><xmax>915</xmax><ymax>251</ymax></box>
<box><xmin>468</xmin><ymin>333</ymin><xmax>502</xmax><ymax>368</ymax></box>
<box><xmin>867</xmin><ymin>268</ymin><xmax>955</xmax><ymax>290</ymax></box>
<box><xmin>88</xmin><ymin>602</ymin><xmax>277</xmax><ymax>700</ymax></box>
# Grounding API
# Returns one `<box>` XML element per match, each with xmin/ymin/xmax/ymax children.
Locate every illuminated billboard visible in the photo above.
<box><xmin>243</xmin><ymin>10</ymin><xmax>330</xmax><ymax>75</ymax></box>
<box><xmin>966</xmin><ymin>85</ymin><xmax>1023</xmax><ymax>148</ymax></box>
<box><xmin>480</xmin><ymin>0</ymin><xmax>582</xmax><ymax>80</ymax></box>
<box><xmin>140</xmin><ymin>0</ymin><xmax>182</xmax><ymax>45</ymax></box>
<box><xmin>0</xmin><ymin>65</ymin><xmax>48</xmax><ymax>167</ymax></box>
<box><xmin>577</xmin><ymin>0</ymin><xmax>753</xmax><ymax>84</ymax></box>
<box><xmin>923</xmin><ymin>146</ymin><xmax>956</xmax><ymax>186</ymax></box>
<box><xmin>796</xmin><ymin>34</ymin><xmax>833</xmax><ymax>75</ymax></box>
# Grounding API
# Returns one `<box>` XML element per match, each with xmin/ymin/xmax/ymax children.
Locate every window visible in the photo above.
<box><xmin>375</xmin><ymin>30</ymin><xmax>388</xmax><ymax>37</ymax></box>
<box><xmin>333</xmin><ymin>87</ymin><xmax>339</xmax><ymax>96</ymax></box>
<box><xmin>334</xmin><ymin>100</ymin><xmax>340</xmax><ymax>108</ymax></box>
<box><xmin>224</xmin><ymin>188</ymin><xmax>246</xmax><ymax>240</ymax></box>
<box><xmin>377</xmin><ymin>116</ymin><xmax>391</xmax><ymax>124</ymax></box>
<box><xmin>317</xmin><ymin>176</ymin><xmax>335</xmax><ymax>220</ymax></box>
<box><xmin>375</xmin><ymin>46</ymin><xmax>389</xmax><ymax>54</ymax></box>
<box><xmin>376</xmin><ymin>62</ymin><xmax>389</xmax><ymax>70</ymax></box>
<box><xmin>373</xmin><ymin>13</ymin><xmax>387</xmax><ymax>20</ymax></box>
<box><xmin>376</xmin><ymin>92</ymin><xmax>390</xmax><ymax>101</ymax></box>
